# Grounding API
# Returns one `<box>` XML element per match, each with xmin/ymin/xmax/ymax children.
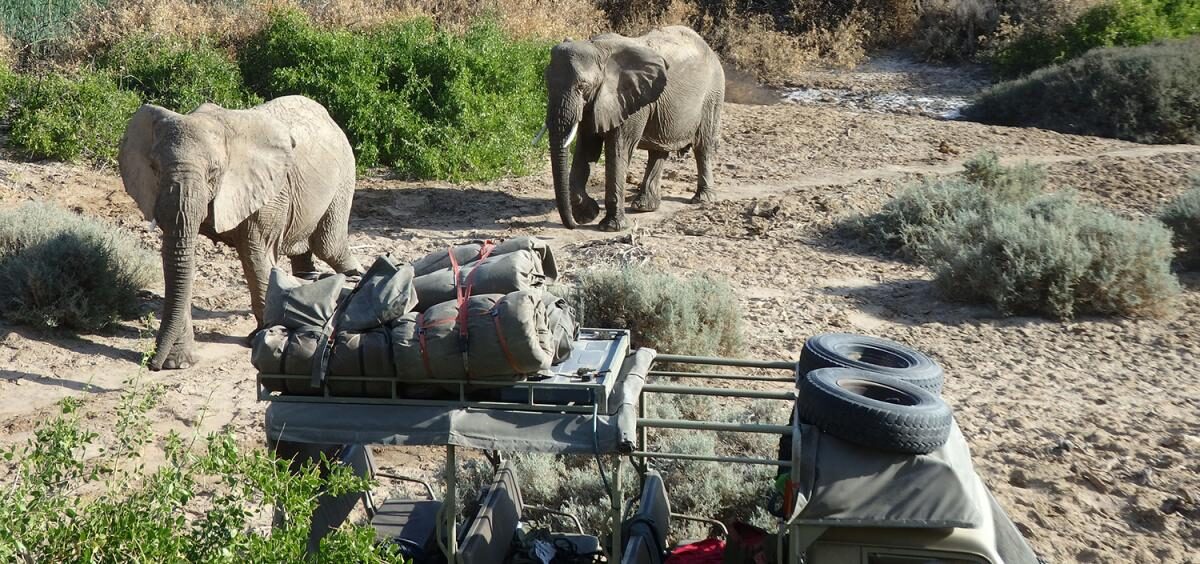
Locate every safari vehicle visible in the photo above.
<box><xmin>259</xmin><ymin>329</ymin><xmax>1039</xmax><ymax>564</ymax></box>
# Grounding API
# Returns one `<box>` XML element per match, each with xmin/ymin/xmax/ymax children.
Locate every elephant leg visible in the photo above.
<box><xmin>237</xmin><ymin>240</ymin><xmax>275</xmax><ymax>330</ymax></box>
<box><xmin>630</xmin><ymin>150</ymin><xmax>668</xmax><ymax>213</ymax></box>
<box><xmin>600</xmin><ymin>115</ymin><xmax>648</xmax><ymax>232</ymax></box>
<box><xmin>290</xmin><ymin>252</ymin><xmax>320</xmax><ymax>281</ymax></box>
<box><xmin>310</xmin><ymin>182</ymin><xmax>364</xmax><ymax>276</ymax></box>
<box><xmin>569</xmin><ymin>148</ymin><xmax>601</xmax><ymax>225</ymax></box>
<box><xmin>158</xmin><ymin>314</ymin><xmax>197</xmax><ymax>370</ymax></box>
<box><xmin>691</xmin><ymin>97</ymin><xmax>721</xmax><ymax>204</ymax></box>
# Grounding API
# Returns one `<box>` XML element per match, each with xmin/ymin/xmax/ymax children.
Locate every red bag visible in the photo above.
<box><xmin>667</xmin><ymin>538</ymin><xmax>725</xmax><ymax>564</ymax></box>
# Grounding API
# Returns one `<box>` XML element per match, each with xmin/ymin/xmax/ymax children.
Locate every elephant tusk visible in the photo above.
<box><xmin>563</xmin><ymin>122</ymin><xmax>578</xmax><ymax>147</ymax></box>
<box><xmin>531</xmin><ymin>124</ymin><xmax>547</xmax><ymax>147</ymax></box>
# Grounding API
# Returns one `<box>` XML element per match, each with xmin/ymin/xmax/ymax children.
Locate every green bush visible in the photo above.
<box><xmin>0</xmin><ymin>203</ymin><xmax>157</xmax><ymax>331</ymax></box>
<box><xmin>1159</xmin><ymin>174</ymin><xmax>1200</xmax><ymax>269</ymax></box>
<box><xmin>966</xmin><ymin>37</ymin><xmax>1200</xmax><ymax>144</ymax></box>
<box><xmin>0</xmin><ymin>0</ymin><xmax>91</xmax><ymax>52</ymax></box>
<box><xmin>0</xmin><ymin>381</ymin><xmax>404</xmax><ymax>562</ymax></box>
<box><xmin>576</xmin><ymin>265</ymin><xmax>743</xmax><ymax>356</ymax></box>
<box><xmin>100</xmin><ymin>34</ymin><xmax>261</xmax><ymax>112</ymax></box>
<box><xmin>847</xmin><ymin>153</ymin><xmax>1181</xmax><ymax>319</ymax></box>
<box><xmin>6</xmin><ymin>70</ymin><xmax>140</xmax><ymax>164</ymax></box>
<box><xmin>239</xmin><ymin>9</ymin><xmax>549</xmax><ymax>180</ymax></box>
<box><xmin>992</xmin><ymin>0</ymin><xmax>1200</xmax><ymax>76</ymax></box>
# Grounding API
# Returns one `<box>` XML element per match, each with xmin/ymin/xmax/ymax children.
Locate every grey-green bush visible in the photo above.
<box><xmin>1159</xmin><ymin>175</ymin><xmax>1200</xmax><ymax>269</ymax></box>
<box><xmin>576</xmin><ymin>265</ymin><xmax>742</xmax><ymax>356</ymax></box>
<box><xmin>923</xmin><ymin>192</ymin><xmax>1180</xmax><ymax>319</ymax></box>
<box><xmin>964</xmin><ymin>37</ymin><xmax>1200</xmax><ymax>144</ymax></box>
<box><xmin>846</xmin><ymin>152</ymin><xmax>1045</xmax><ymax>258</ymax></box>
<box><xmin>0</xmin><ymin>203</ymin><xmax>157</xmax><ymax>331</ymax></box>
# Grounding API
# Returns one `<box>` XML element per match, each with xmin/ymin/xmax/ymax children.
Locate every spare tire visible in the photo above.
<box><xmin>798</xmin><ymin>333</ymin><xmax>944</xmax><ymax>394</ymax></box>
<box><xmin>797</xmin><ymin>368</ymin><xmax>952</xmax><ymax>455</ymax></box>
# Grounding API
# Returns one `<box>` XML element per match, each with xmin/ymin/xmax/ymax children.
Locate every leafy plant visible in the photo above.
<box><xmin>239</xmin><ymin>9</ymin><xmax>549</xmax><ymax>179</ymax></box>
<box><xmin>576</xmin><ymin>265</ymin><xmax>743</xmax><ymax>356</ymax></box>
<box><xmin>0</xmin><ymin>202</ymin><xmax>157</xmax><ymax>331</ymax></box>
<box><xmin>99</xmin><ymin>34</ymin><xmax>261</xmax><ymax>112</ymax></box>
<box><xmin>1159</xmin><ymin>174</ymin><xmax>1200</xmax><ymax>269</ymax></box>
<box><xmin>965</xmin><ymin>37</ymin><xmax>1200</xmax><ymax>145</ymax></box>
<box><xmin>6</xmin><ymin>69</ymin><xmax>140</xmax><ymax>164</ymax></box>
<box><xmin>0</xmin><ymin>359</ymin><xmax>406</xmax><ymax>562</ymax></box>
<box><xmin>990</xmin><ymin>0</ymin><xmax>1200</xmax><ymax>77</ymax></box>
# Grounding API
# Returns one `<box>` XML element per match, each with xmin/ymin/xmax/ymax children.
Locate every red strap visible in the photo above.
<box><xmin>449</xmin><ymin>241</ymin><xmax>496</xmax><ymax>379</ymax></box>
<box><xmin>491</xmin><ymin>306</ymin><xmax>521</xmax><ymax>374</ymax></box>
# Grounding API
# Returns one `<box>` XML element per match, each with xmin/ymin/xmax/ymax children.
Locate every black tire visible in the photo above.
<box><xmin>797</xmin><ymin>368</ymin><xmax>953</xmax><ymax>455</ymax></box>
<box><xmin>798</xmin><ymin>333</ymin><xmax>944</xmax><ymax>394</ymax></box>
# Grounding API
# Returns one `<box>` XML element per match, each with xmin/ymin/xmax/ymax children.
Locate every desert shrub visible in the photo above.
<box><xmin>924</xmin><ymin>192</ymin><xmax>1180</xmax><ymax>318</ymax></box>
<box><xmin>990</xmin><ymin>0</ymin><xmax>1200</xmax><ymax>76</ymax></box>
<box><xmin>456</xmin><ymin>397</ymin><xmax>783</xmax><ymax>541</ymax></box>
<box><xmin>1159</xmin><ymin>175</ymin><xmax>1200</xmax><ymax>269</ymax></box>
<box><xmin>0</xmin><ymin>203</ymin><xmax>157</xmax><ymax>331</ymax></box>
<box><xmin>0</xmin><ymin>381</ymin><xmax>403</xmax><ymax>562</ymax></box>
<box><xmin>576</xmin><ymin>265</ymin><xmax>742</xmax><ymax>356</ymax></box>
<box><xmin>0</xmin><ymin>0</ymin><xmax>92</xmax><ymax>58</ymax></box>
<box><xmin>239</xmin><ymin>9</ymin><xmax>548</xmax><ymax>180</ymax></box>
<box><xmin>6</xmin><ymin>70</ymin><xmax>140</xmax><ymax>164</ymax></box>
<box><xmin>964</xmin><ymin>37</ymin><xmax>1200</xmax><ymax>144</ymax></box>
<box><xmin>848</xmin><ymin>153</ymin><xmax>1181</xmax><ymax>318</ymax></box>
<box><xmin>99</xmin><ymin>34</ymin><xmax>261</xmax><ymax>112</ymax></box>
<box><xmin>847</xmin><ymin>152</ymin><xmax>1044</xmax><ymax>257</ymax></box>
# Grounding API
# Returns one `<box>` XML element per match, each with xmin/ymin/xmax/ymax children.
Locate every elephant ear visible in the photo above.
<box><xmin>591</xmin><ymin>39</ymin><xmax>668</xmax><ymax>133</ymax></box>
<box><xmin>118</xmin><ymin>104</ymin><xmax>176</xmax><ymax>221</ymax></box>
<box><xmin>210</xmin><ymin>109</ymin><xmax>296</xmax><ymax>233</ymax></box>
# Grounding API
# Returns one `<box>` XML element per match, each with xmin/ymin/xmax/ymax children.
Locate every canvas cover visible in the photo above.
<box><xmin>410</xmin><ymin>236</ymin><xmax>557</xmax><ymax>280</ymax></box>
<box><xmin>412</xmin><ymin>250</ymin><xmax>550</xmax><ymax>312</ymax></box>
<box><xmin>788</xmin><ymin>415</ymin><xmax>1038</xmax><ymax>563</ymax></box>
<box><xmin>252</xmin><ymin>288</ymin><xmax>577</xmax><ymax>385</ymax></box>
<box><xmin>263</xmin><ymin>255</ymin><xmax>417</xmax><ymax>331</ymax></box>
<box><xmin>264</xmin><ymin>348</ymin><xmax>655</xmax><ymax>454</ymax></box>
<box><xmin>336</xmin><ymin>256</ymin><xmax>417</xmax><ymax>331</ymax></box>
<box><xmin>263</xmin><ymin>271</ymin><xmax>347</xmax><ymax>329</ymax></box>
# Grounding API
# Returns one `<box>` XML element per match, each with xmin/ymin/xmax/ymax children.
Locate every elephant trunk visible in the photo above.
<box><xmin>150</xmin><ymin>177</ymin><xmax>205</xmax><ymax>370</ymax></box>
<box><xmin>548</xmin><ymin>95</ymin><xmax>582</xmax><ymax>229</ymax></box>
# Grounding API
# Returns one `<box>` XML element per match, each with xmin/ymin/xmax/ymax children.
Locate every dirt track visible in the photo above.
<box><xmin>2</xmin><ymin>88</ymin><xmax>1200</xmax><ymax>561</ymax></box>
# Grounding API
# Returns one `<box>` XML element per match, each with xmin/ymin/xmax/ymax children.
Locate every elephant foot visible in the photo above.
<box><xmin>573</xmin><ymin>197</ymin><xmax>602</xmax><ymax>225</ymax></box>
<box><xmin>690</xmin><ymin>189</ymin><xmax>715</xmax><ymax>204</ymax></box>
<box><xmin>629</xmin><ymin>194</ymin><xmax>660</xmax><ymax>213</ymax></box>
<box><xmin>150</xmin><ymin>344</ymin><xmax>198</xmax><ymax>371</ymax></box>
<box><xmin>599</xmin><ymin>214</ymin><xmax>630</xmax><ymax>232</ymax></box>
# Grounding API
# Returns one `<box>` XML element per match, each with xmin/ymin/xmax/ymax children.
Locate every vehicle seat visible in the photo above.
<box><xmin>459</xmin><ymin>462</ymin><xmax>524</xmax><ymax>563</ymax></box>
<box><xmin>621</xmin><ymin>470</ymin><xmax>671</xmax><ymax>564</ymax></box>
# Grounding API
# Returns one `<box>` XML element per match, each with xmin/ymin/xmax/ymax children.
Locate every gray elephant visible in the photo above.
<box><xmin>118</xmin><ymin>95</ymin><xmax>363</xmax><ymax>371</ymax></box>
<box><xmin>542</xmin><ymin>26</ymin><xmax>724</xmax><ymax>231</ymax></box>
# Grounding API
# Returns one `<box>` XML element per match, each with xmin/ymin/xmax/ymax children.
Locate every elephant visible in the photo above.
<box><xmin>118</xmin><ymin>95</ymin><xmax>363</xmax><ymax>371</ymax></box>
<box><xmin>542</xmin><ymin>25</ymin><xmax>724</xmax><ymax>231</ymax></box>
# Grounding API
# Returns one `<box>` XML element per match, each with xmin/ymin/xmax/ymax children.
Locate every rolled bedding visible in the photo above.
<box><xmin>253</xmin><ymin>288</ymin><xmax>578</xmax><ymax>391</ymax></box>
<box><xmin>412</xmin><ymin>250</ymin><xmax>549</xmax><ymax>312</ymax></box>
<box><xmin>410</xmin><ymin>236</ymin><xmax>557</xmax><ymax>279</ymax></box>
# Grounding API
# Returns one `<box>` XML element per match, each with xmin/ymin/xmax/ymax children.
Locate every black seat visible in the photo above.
<box><xmin>621</xmin><ymin>471</ymin><xmax>672</xmax><ymax>564</ymax></box>
<box><xmin>372</xmin><ymin>498</ymin><xmax>444</xmax><ymax>561</ymax></box>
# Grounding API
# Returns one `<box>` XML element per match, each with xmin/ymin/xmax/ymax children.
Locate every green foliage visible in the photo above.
<box><xmin>0</xmin><ymin>202</ymin><xmax>157</xmax><ymax>331</ymax></box>
<box><xmin>239</xmin><ymin>9</ymin><xmax>550</xmax><ymax>179</ymax></box>
<box><xmin>1159</xmin><ymin>174</ymin><xmax>1200</xmax><ymax>269</ymax></box>
<box><xmin>0</xmin><ymin>376</ymin><xmax>406</xmax><ymax>562</ymax></box>
<box><xmin>6</xmin><ymin>69</ymin><xmax>140</xmax><ymax>164</ymax></box>
<box><xmin>0</xmin><ymin>0</ymin><xmax>95</xmax><ymax>49</ymax></box>
<box><xmin>966</xmin><ymin>37</ymin><xmax>1200</xmax><ymax>144</ymax></box>
<box><xmin>992</xmin><ymin>0</ymin><xmax>1200</xmax><ymax>76</ymax></box>
<box><xmin>576</xmin><ymin>265</ymin><xmax>743</xmax><ymax>357</ymax></box>
<box><xmin>846</xmin><ymin>153</ymin><xmax>1181</xmax><ymax>319</ymax></box>
<box><xmin>100</xmin><ymin>34</ymin><xmax>261</xmax><ymax>113</ymax></box>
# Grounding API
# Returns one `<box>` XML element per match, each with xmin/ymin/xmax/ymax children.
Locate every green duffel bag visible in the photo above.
<box><xmin>252</xmin><ymin>325</ymin><xmax>324</xmax><ymax>395</ymax></box>
<box><xmin>410</xmin><ymin>236</ymin><xmax>557</xmax><ymax>279</ymax></box>
<box><xmin>411</xmin><ymin>250</ymin><xmax>549</xmax><ymax>312</ymax></box>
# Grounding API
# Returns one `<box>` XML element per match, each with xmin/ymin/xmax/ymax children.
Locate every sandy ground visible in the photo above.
<box><xmin>1</xmin><ymin>62</ymin><xmax>1199</xmax><ymax>562</ymax></box>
